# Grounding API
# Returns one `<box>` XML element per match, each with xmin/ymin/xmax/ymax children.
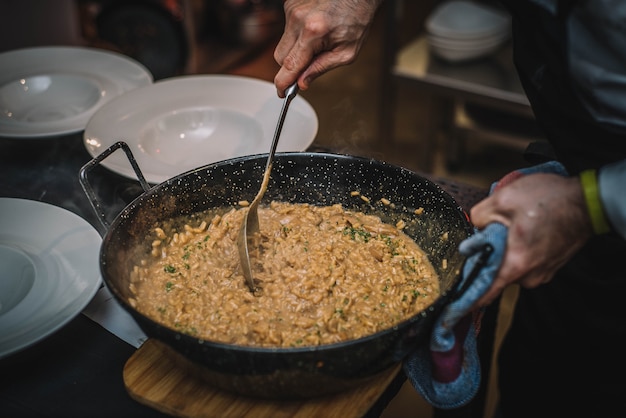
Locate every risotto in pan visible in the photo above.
<box><xmin>128</xmin><ymin>202</ymin><xmax>440</xmax><ymax>348</ymax></box>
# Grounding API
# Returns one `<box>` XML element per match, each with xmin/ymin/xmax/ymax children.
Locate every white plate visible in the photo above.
<box><xmin>0</xmin><ymin>198</ymin><xmax>102</xmax><ymax>359</ymax></box>
<box><xmin>0</xmin><ymin>46</ymin><xmax>153</xmax><ymax>139</ymax></box>
<box><xmin>83</xmin><ymin>75</ymin><xmax>319</xmax><ymax>184</ymax></box>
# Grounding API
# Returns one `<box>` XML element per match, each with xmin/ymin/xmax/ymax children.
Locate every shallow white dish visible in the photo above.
<box><xmin>426</xmin><ymin>0</ymin><xmax>511</xmax><ymax>40</ymax></box>
<box><xmin>84</xmin><ymin>75</ymin><xmax>319</xmax><ymax>184</ymax></box>
<box><xmin>0</xmin><ymin>198</ymin><xmax>102</xmax><ymax>359</ymax></box>
<box><xmin>0</xmin><ymin>46</ymin><xmax>153</xmax><ymax>139</ymax></box>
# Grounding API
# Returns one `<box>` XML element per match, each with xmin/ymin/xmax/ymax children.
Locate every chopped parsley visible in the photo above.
<box><xmin>343</xmin><ymin>226</ymin><xmax>372</xmax><ymax>242</ymax></box>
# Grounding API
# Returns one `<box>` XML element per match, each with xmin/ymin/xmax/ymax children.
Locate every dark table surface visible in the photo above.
<box><xmin>0</xmin><ymin>133</ymin><xmax>487</xmax><ymax>418</ymax></box>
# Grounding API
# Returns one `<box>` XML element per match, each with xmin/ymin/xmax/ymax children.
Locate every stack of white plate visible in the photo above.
<box><xmin>425</xmin><ymin>0</ymin><xmax>511</xmax><ymax>63</ymax></box>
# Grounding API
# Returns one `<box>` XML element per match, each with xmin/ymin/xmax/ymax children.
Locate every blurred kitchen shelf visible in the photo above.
<box><xmin>445</xmin><ymin>101</ymin><xmax>543</xmax><ymax>171</ymax></box>
<box><xmin>387</xmin><ymin>34</ymin><xmax>540</xmax><ymax>173</ymax></box>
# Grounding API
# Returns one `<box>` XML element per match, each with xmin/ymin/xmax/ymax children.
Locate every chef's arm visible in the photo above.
<box><xmin>594</xmin><ymin>159</ymin><xmax>626</xmax><ymax>239</ymax></box>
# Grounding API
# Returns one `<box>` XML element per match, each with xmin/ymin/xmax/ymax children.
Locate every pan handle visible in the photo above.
<box><xmin>450</xmin><ymin>243</ymin><xmax>494</xmax><ymax>301</ymax></box>
<box><xmin>79</xmin><ymin>141</ymin><xmax>151</xmax><ymax>235</ymax></box>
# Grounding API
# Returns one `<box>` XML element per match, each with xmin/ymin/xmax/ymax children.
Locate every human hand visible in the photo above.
<box><xmin>468</xmin><ymin>173</ymin><xmax>593</xmax><ymax>308</ymax></box>
<box><xmin>273</xmin><ymin>0</ymin><xmax>383</xmax><ymax>96</ymax></box>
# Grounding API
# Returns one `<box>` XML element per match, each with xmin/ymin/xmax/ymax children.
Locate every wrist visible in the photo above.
<box><xmin>579</xmin><ymin>169</ymin><xmax>611</xmax><ymax>235</ymax></box>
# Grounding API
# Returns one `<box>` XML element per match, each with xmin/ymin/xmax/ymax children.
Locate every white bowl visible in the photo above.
<box><xmin>426</xmin><ymin>0</ymin><xmax>511</xmax><ymax>40</ymax></box>
<box><xmin>84</xmin><ymin>75</ymin><xmax>319</xmax><ymax>184</ymax></box>
<box><xmin>428</xmin><ymin>38</ymin><xmax>506</xmax><ymax>62</ymax></box>
<box><xmin>0</xmin><ymin>74</ymin><xmax>102</xmax><ymax>124</ymax></box>
<box><xmin>427</xmin><ymin>31</ymin><xmax>509</xmax><ymax>51</ymax></box>
<box><xmin>0</xmin><ymin>46</ymin><xmax>152</xmax><ymax>138</ymax></box>
<box><xmin>427</xmin><ymin>26</ymin><xmax>510</xmax><ymax>44</ymax></box>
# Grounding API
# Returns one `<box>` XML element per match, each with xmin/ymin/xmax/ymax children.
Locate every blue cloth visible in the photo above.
<box><xmin>403</xmin><ymin>161</ymin><xmax>568</xmax><ymax>409</ymax></box>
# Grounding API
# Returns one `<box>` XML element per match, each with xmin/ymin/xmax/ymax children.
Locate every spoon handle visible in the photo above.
<box><xmin>252</xmin><ymin>82</ymin><xmax>299</xmax><ymax>213</ymax></box>
<box><xmin>264</xmin><ymin>83</ymin><xmax>299</xmax><ymax>172</ymax></box>
<box><xmin>239</xmin><ymin>83</ymin><xmax>299</xmax><ymax>293</ymax></box>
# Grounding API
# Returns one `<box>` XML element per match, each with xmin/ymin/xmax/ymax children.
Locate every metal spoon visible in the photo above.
<box><xmin>237</xmin><ymin>83</ymin><xmax>299</xmax><ymax>293</ymax></box>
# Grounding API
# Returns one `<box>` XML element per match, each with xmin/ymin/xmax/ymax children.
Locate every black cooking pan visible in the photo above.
<box><xmin>80</xmin><ymin>142</ymin><xmax>478</xmax><ymax>399</ymax></box>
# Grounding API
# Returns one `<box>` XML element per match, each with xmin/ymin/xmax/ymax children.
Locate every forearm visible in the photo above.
<box><xmin>598</xmin><ymin>159</ymin><xmax>626</xmax><ymax>239</ymax></box>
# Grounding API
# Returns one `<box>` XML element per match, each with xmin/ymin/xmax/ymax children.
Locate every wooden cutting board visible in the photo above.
<box><xmin>124</xmin><ymin>339</ymin><xmax>402</xmax><ymax>418</ymax></box>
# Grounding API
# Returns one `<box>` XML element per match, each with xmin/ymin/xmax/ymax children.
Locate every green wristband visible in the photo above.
<box><xmin>579</xmin><ymin>169</ymin><xmax>611</xmax><ymax>235</ymax></box>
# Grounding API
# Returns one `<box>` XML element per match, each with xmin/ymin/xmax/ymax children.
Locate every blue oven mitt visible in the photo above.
<box><xmin>403</xmin><ymin>161</ymin><xmax>568</xmax><ymax>409</ymax></box>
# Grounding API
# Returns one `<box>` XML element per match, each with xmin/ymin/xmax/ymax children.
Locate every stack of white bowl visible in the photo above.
<box><xmin>425</xmin><ymin>0</ymin><xmax>511</xmax><ymax>63</ymax></box>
